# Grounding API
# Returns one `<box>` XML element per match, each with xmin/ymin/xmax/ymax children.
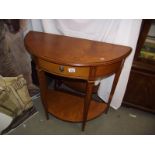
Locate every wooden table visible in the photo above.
<box><xmin>25</xmin><ymin>31</ymin><xmax>131</xmax><ymax>131</ymax></box>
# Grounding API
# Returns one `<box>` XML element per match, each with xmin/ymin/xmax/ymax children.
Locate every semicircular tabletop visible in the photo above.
<box><xmin>24</xmin><ymin>31</ymin><xmax>131</xmax><ymax>66</ymax></box>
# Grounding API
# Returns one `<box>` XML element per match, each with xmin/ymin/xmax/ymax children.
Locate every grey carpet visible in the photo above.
<box><xmin>8</xmin><ymin>97</ymin><xmax>155</xmax><ymax>135</ymax></box>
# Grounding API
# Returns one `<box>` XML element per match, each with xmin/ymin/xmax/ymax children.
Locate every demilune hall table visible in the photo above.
<box><xmin>25</xmin><ymin>31</ymin><xmax>131</xmax><ymax>131</ymax></box>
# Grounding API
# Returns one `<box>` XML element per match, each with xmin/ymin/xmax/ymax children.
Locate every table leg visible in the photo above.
<box><xmin>82</xmin><ymin>81</ymin><xmax>94</xmax><ymax>131</ymax></box>
<box><xmin>105</xmin><ymin>60</ymin><xmax>125</xmax><ymax>114</ymax></box>
<box><xmin>36</xmin><ymin>68</ymin><xmax>49</xmax><ymax>120</ymax></box>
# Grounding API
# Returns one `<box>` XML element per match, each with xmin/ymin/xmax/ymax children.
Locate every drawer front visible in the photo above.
<box><xmin>95</xmin><ymin>61</ymin><xmax>122</xmax><ymax>78</ymax></box>
<box><xmin>38</xmin><ymin>59</ymin><xmax>90</xmax><ymax>79</ymax></box>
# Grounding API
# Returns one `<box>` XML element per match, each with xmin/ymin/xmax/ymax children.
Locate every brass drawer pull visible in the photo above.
<box><xmin>59</xmin><ymin>66</ymin><xmax>64</xmax><ymax>72</ymax></box>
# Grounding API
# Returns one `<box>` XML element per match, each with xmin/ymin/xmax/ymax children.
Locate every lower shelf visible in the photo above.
<box><xmin>46</xmin><ymin>90</ymin><xmax>107</xmax><ymax>122</ymax></box>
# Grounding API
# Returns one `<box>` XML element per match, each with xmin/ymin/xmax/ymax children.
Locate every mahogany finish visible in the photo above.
<box><xmin>124</xmin><ymin>61</ymin><xmax>155</xmax><ymax>113</ymax></box>
<box><xmin>25</xmin><ymin>31</ymin><xmax>131</xmax><ymax>131</ymax></box>
<box><xmin>123</xmin><ymin>20</ymin><xmax>155</xmax><ymax>113</ymax></box>
<box><xmin>37</xmin><ymin>59</ymin><xmax>90</xmax><ymax>79</ymax></box>
<box><xmin>46</xmin><ymin>90</ymin><xmax>107</xmax><ymax>122</ymax></box>
<box><xmin>25</xmin><ymin>31</ymin><xmax>131</xmax><ymax>67</ymax></box>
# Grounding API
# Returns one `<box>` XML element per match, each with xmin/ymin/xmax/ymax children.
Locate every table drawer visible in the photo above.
<box><xmin>38</xmin><ymin>59</ymin><xmax>90</xmax><ymax>79</ymax></box>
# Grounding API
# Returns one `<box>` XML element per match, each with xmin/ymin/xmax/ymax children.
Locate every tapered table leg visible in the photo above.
<box><xmin>105</xmin><ymin>60</ymin><xmax>125</xmax><ymax>114</ymax></box>
<box><xmin>82</xmin><ymin>81</ymin><xmax>94</xmax><ymax>131</ymax></box>
<box><xmin>36</xmin><ymin>68</ymin><xmax>49</xmax><ymax>120</ymax></box>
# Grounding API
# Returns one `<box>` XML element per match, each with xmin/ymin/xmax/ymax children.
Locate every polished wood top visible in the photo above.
<box><xmin>25</xmin><ymin>31</ymin><xmax>131</xmax><ymax>66</ymax></box>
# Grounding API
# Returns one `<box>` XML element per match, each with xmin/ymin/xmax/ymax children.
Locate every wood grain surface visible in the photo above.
<box><xmin>25</xmin><ymin>31</ymin><xmax>131</xmax><ymax>66</ymax></box>
<box><xmin>25</xmin><ymin>31</ymin><xmax>132</xmax><ymax>130</ymax></box>
<box><xmin>46</xmin><ymin>90</ymin><xmax>107</xmax><ymax>122</ymax></box>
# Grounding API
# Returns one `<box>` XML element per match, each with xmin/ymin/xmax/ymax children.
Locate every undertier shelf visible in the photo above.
<box><xmin>46</xmin><ymin>90</ymin><xmax>107</xmax><ymax>122</ymax></box>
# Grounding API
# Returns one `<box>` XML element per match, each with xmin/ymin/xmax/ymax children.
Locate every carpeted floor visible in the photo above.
<box><xmin>8</xmin><ymin>96</ymin><xmax>155</xmax><ymax>135</ymax></box>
